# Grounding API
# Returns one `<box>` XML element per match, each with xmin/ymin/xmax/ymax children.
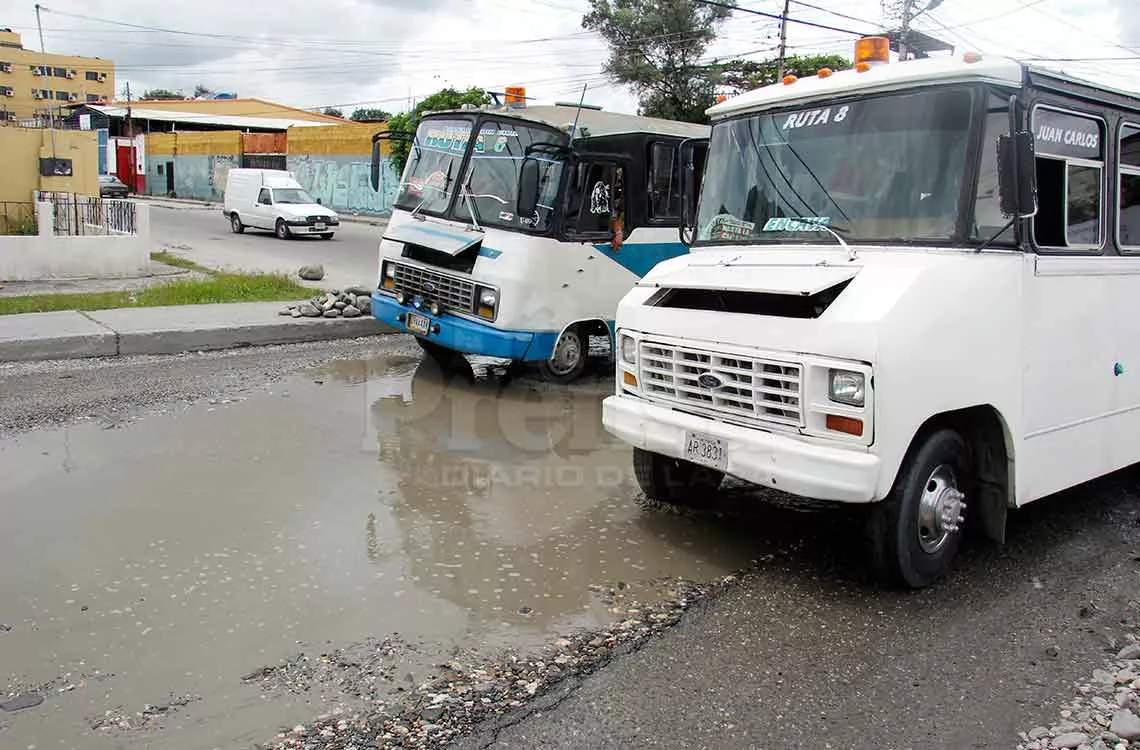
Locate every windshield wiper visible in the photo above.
<box><xmin>461</xmin><ymin>165</ymin><xmax>482</xmax><ymax>232</ymax></box>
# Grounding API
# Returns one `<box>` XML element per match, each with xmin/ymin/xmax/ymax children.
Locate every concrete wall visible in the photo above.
<box><xmin>0</xmin><ymin>128</ymin><xmax>99</xmax><ymax>202</ymax></box>
<box><xmin>0</xmin><ymin>201</ymin><xmax>150</xmax><ymax>281</ymax></box>
<box><xmin>286</xmin><ymin>123</ymin><xmax>399</xmax><ymax>216</ymax></box>
<box><xmin>145</xmin><ymin>131</ymin><xmax>241</xmax><ymax>200</ymax></box>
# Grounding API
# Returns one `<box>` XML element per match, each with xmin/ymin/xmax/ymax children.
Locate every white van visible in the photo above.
<box><xmin>222</xmin><ymin>168</ymin><xmax>339</xmax><ymax>240</ymax></box>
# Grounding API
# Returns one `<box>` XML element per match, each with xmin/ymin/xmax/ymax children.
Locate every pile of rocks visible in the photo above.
<box><xmin>280</xmin><ymin>287</ymin><xmax>374</xmax><ymax>320</ymax></box>
<box><xmin>261</xmin><ymin>574</ymin><xmax>745</xmax><ymax>750</ymax></box>
<box><xmin>1017</xmin><ymin>642</ymin><xmax>1140</xmax><ymax>750</ymax></box>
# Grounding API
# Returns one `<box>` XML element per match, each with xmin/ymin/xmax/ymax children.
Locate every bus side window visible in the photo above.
<box><xmin>648</xmin><ymin>142</ymin><xmax>680</xmax><ymax>220</ymax></box>
<box><xmin>1030</xmin><ymin>107</ymin><xmax>1104</xmax><ymax>252</ymax></box>
<box><xmin>571</xmin><ymin>161</ymin><xmax>621</xmax><ymax>237</ymax></box>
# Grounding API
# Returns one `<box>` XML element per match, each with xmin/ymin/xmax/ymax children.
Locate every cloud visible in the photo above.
<box><xmin>4</xmin><ymin>0</ymin><xmax>1138</xmax><ymax>117</ymax></box>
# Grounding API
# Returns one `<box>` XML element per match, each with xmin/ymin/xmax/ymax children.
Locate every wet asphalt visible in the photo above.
<box><xmin>2</xmin><ymin>337</ymin><xmax>1139</xmax><ymax>749</ymax></box>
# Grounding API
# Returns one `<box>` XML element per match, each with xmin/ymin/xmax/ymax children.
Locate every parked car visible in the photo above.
<box><xmin>222</xmin><ymin>168</ymin><xmax>339</xmax><ymax>240</ymax></box>
<box><xmin>98</xmin><ymin>174</ymin><xmax>129</xmax><ymax>199</ymax></box>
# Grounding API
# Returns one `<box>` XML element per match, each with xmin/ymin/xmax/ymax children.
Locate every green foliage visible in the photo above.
<box><xmin>322</xmin><ymin>107</ymin><xmax>346</xmax><ymax>118</ymax></box>
<box><xmin>140</xmin><ymin>88</ymin><xmax>184</xmax><ymax>101</ymax></box>
<box><xmin>582</xmin><ymin>0</ymin><xmax>731</xmax><ymax>124</ymax></box>
<box><xmin>0</xmin><ymin>272</ymin><xmax>310</xmax><ymax>316</ymax></box>
<box><xmin>192</xmin><ymin>84</ymin><xmax>214</xmax><ymax>98</ymax></box>
<box><xmin>387</xmin><ymin>87</ymin><xmax>491</xmax><ymax>176</ymax></box>
<box><xmin>716</xmin><ymin>54</ymin><xmax>853</xmax><ymax>93</ymax></box>
<box><xmin>350</xmin><ymin>108</ymin><xmax>391</xmax><ymax>122</ymax></box>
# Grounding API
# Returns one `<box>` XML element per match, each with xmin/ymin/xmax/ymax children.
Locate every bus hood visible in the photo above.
<box><xmin>621</xmin><ymin>246</ymin><xmax>1020</xmax><ymax>363</ymax></box>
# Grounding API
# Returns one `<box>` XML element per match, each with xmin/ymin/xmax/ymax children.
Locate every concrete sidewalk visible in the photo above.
<box><xmin>0</xmin><ymin>301</ymin><xmax>393</xmax><ymax>362</ymax></box>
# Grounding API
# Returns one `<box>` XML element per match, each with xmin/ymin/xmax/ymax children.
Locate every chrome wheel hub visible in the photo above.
<box><xmin>916</xmin><ymin>464</ymin><xmax>966</xmax><ymax>554</ymax></box>
<box><xmin>548</xmin><ymin>331</ymin><xmax>582</xmax><ymax>375</ymax></box>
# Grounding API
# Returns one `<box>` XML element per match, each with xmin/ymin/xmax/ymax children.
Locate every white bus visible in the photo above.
<box><xmin>368</xmin><ymin>104</ymin><xmax>709</xmax><ymax>382</ymax></box>
<box><xmin>602</xmin><ymin>36</ymin><xmax>1140</xmax><ymax>587</ymax></box>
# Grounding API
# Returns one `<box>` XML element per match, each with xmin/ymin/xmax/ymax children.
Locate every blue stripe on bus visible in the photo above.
<box><xmin>592</xmin><ymin>241</ymin><xmax>689</xmax><ymax>278</ymax></box>
<box><xmin>478</xmin><ymin>247</ymin><xmax>503</xmax><ymax>259</ymax></box>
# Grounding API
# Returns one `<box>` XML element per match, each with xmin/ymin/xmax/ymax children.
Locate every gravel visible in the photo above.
<box><xmin>1017</xmin><ymin>631</ymin><xmax>1140</xmax><ymax>750</ymax></box>
<box><xmin>0</xmin><ymin>336</ymin><xmax>415</xmax><ymax>438</ymax></box>
<box><xmin>258</xmin><ymin>574</ymin><xmax>747</xmax><ymax>750</ymax></box>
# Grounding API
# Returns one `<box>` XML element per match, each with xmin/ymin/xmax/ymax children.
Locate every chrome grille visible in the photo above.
<box><xmin>392</xmin><ymin>263</ymin><xmax>475</xmax><ymax>313</ymax></box>
<box><xmin>639</xmin><ymin>340</ymin><xmax>802</xmax><ymax>427</ymax></box>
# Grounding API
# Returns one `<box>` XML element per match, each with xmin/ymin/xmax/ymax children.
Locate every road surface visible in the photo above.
<box><xmin>1</xmin><ymin>339</ymin><xmax>1138</xmax><ymax>750</ymax></box>
<box><xmin>148</xmin><ymin>199</ymin><xmax>386</xmax><ymax>291</ymax></box>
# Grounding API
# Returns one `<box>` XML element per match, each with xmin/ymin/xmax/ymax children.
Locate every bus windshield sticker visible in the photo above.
<box><xmin>1032</xmin><ymin>108</ymin><xmax>1102</xmax><ymax>161</ymax></box>
<box><xmin>781</xmin><ymin>105</ymin><xmax>850</xmax><ymax>131</ymax></box>
<box><xmin>707</xmin><ymin>214</ymin><xmax>755</xmax><ymax>240</ymax></box>
<box><xmin>762</xmin><ymin>216</ymin><xmax>831</xmax><ymax>232</ymax></box>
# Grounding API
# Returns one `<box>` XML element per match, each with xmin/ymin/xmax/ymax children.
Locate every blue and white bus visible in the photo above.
<box><xmin>369</xmin><ymin>104</ymin><xmax>709</xmax><ymax>382</ymax></box>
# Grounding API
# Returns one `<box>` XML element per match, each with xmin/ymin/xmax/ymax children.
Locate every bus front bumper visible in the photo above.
<box><xmin>371</xmin><ymin>292</ymin><xmax>556</xmax><ymax>361</ymax></box>
<box><xmin>602</xmin><ymin>395</ymin><xmax>882</xmax><ymax>504</ymax></box>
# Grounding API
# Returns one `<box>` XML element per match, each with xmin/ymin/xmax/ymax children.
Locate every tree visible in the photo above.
<box><xmin>322</xmin><ymin>107</ymin><xmax>346</xmax><ymax>118</ymax></box>
<box><xmin>582</xmin><ymin>0</ymin><xmax>731</xmax><ymax>123</ymax></box>
<box><xmin>716</xmin><ymin>54</ymin><xmax>853</xmax><ymax>94</ymax></box>
<box><xmin>192</xmin><ymin>84</ymin><xmax>214</xmax><ymax>98</ymax></box>
<box><xmin>350</xmin><ymin>107</ymin><xmax>392</xmax><ymax>122</ymax></box>
<box><xmin>387</xmin><ymin>87</ymin><xmax>491</xmax><ymax>175</ymax></box>
<box><xmin>140</xmin><ymin>88</ymin><xmax>184</xmax><ymax>100</ymax></box>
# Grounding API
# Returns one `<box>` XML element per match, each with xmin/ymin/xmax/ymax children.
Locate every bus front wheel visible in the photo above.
<box><xmin>867</xmin><ymin>428</ymin><xmax>971</xmax><ymax>589</ymax></box>
<box><xmin>538</xmin><ymin>325</ymin><xmax>587</xmax><ymax>383</ymax></box>
<box><xmin>633</xmin><ymin>448</ymin><xmax>723</xmax><ymax>507</ymax></box>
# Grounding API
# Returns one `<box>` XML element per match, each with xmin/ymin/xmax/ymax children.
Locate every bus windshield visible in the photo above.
<box><xmin>454</xmin><ymin>119</ymin><xmax>565</xmax><ymax>232</ymax></box>
<box><xmin>695</xmin><ymin>88</ymin><xmax>975</xmax><ymax>246</ymax></box>
<box><xmin>395</xmin><ymin>118</ymin><xmax>474</xmax><ymax>215</ymax></box>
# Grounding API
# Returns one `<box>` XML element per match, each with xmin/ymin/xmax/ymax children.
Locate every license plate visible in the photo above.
<box><xmin>684</xmin><ymin>432</ymin><xmax>726</xmax><ymax>470</ymax></box>
<box><xmin>313</xmin><ymin>223</ymin><xmax>326</xmax><ymax>231</ymax></box>
<box><xmin>406</xmin><ymin>311</ymin><xmax>430</xmax><ymax>335</ymax></box>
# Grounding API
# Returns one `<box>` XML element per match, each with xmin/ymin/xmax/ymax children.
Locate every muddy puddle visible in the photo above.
<box><xmin>0</xmin><ymin>352</ymin><xmax>759</xmax><ymax>749</ymax></box>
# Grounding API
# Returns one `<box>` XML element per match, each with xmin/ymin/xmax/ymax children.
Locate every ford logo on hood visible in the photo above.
<box><xmin>422</xmin><ymin>281</ymin><xmax>437</xmax><ymax>294</ymax></box>
<box><xmin>697</xmin><ymin>372</ymin><xmax>724</xmax><ymax>389</ymax></box>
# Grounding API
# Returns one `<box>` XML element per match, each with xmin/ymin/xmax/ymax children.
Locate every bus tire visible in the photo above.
<box><xmin>867</xmin><ymin>428</ymin><xmax>970</xmax><ymax>589</ymax></box>
<box><xmin>633</xmin><ymin>447</ymin><xmax>723</xmax><ymax>507</ymax></box>
<box><xmin>538</xmin><ymin>325</ymin><xmax>587</xmax><ymax>383</ymax></box>
<box><xmin>416</xmin><ymin>338</ymin><xmax>473</xmax><ymax>379</ymax></box>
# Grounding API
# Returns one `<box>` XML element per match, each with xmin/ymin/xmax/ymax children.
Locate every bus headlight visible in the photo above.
<box><xmin>620</xmin><ymin>334</ymin><xmax>637</xmax><ymax>363</ymax></box>
<box><xmin>829</xmin><ymin>369</ymin><xmax>865</xmax><ymax>407</ymax></box>
<box><xmin>475</xmin><ymin>286</ymin><xmax>498</xmax><ymax>320</ymax></box>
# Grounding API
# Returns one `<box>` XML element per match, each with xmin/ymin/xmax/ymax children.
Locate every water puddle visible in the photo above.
<box><xmin>0</xmin><ymin>352</ymin><xmax>757</xmax><ymax>748</ymax></box>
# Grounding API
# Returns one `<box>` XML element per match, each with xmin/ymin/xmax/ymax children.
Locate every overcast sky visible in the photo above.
<box><xmin>4</xmin><ymin>0</ymin><xmax>1139</xmax><ymax>115</ymax></box>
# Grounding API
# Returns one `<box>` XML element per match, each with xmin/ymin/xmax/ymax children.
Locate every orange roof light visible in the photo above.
<box><xmin>854</xmin><ymin>36</ymin><xmax>890</xmax><ymax>66</ymax></box>
<box><xmin>855</xmin><ymin>62</ymin><xmax>872</xmax><ymax>73</ymax></box>
<box><xmin>962</xmin><ymin>51</ymin><xmax>983</xmax><ymax>64</ymax></box>
<box><xmin>817</xmin><ymin>67</ymin><xmax>833</xmax><ymax>78</ymax></box>
<box><xmin>782</xmin><ymin>74</ymin><xmax>798</xmax><ymax>85</ymax></box>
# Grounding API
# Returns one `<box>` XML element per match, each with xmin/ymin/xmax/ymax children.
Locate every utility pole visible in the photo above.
<box><xmin>776</xmin><ymin>0</ymin><xmax>791</xmax><ymax>80</ymax></box>
<box><xmin>897</xmin><ymin>0</ymin><xmax>917</xmax><ymax>61</ymax></box>
<box><xmin>125</xmin><ymin>81</ymin><xmax>133</xmax><ymax>139</ymax></box>
<box><xmin>34</xmin><ymin>3</ymin><xmax>56</xmax><ymax>155</ymax></box>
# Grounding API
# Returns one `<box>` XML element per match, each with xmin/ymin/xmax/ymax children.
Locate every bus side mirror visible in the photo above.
<box><xmin>678</xmin><ymin>138</ymin><xmax>708</xmax><ymax>245</ymax></box>
<box><xmin>516</xmin><ymin>156</ymin><xmax>541</xmax><ymax>219</ymax></box>
<box><xmin>998</xmin><ymin>131</ymin><xmax>1037</xmax><ymax>219</ymax></box>
<box><xmin>370</xmin><ymin>139</ymin><xmax>382</xmax><ymax>192</ymax></box>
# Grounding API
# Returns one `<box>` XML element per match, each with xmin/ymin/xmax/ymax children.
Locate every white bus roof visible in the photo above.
<box><xmin>708</xmin><ymin>55</ymin><xmax>1025</xmax><ymax>119</ymax></box>
<box><xmin>425</xmin><ymin>104</ymin><xmax>710</xmax><ymax>140</ymax></box>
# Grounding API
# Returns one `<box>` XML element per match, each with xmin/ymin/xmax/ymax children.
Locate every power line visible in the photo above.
<box><xmin>690</xmin><ymin>0</ymin><xmax>868</xmax><ymax>36</ymax></box>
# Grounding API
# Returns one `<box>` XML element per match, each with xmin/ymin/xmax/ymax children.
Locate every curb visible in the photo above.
<box><xmin>0</xmin><ymin>307</ymin><xmax>397</xmax><ymax>363</ymax></box>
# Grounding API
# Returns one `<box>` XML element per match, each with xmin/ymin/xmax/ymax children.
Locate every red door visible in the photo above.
<box><xmin>115</xmin><ymin>145</ymin><xmax>134</xmax><ymax>193</ymax></box>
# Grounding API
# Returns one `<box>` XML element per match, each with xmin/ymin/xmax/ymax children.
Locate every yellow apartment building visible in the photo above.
<box><xmin>0</xmin><ymin>27</ymin><xmax>115</xmax><ymax>122</ymax></box>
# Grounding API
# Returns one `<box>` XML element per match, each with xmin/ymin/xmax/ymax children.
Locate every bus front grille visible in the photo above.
<box><xmin>639</xmin><ymin>340</ymin><xmax>803</xmax><ymax>428</ymax></box>
<box><xmin>392</xmin><ymin>263</ymin><xmax>475</xmax><ymax>313</ymax></box>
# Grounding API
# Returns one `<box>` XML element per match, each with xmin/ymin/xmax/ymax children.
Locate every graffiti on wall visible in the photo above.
<box><xmin>146</xmin><ymin>155</ymin><xmax>237</xmax><ymax>201</ymax></box>
<box><xmin>289</xmin><ymin>155</ymin><xmax>398</xmax><ymax>216</ymax></box>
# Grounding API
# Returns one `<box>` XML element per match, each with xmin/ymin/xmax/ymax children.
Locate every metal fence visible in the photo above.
<box><xmin>0</xmin><ymin>202</ymin><xmax>37</xmax><ymax>236</ymax></box>
<box><xmin>34</xmin><ymin>192</ymin><xmax>138</xmax><ymax>236</ymax></box>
